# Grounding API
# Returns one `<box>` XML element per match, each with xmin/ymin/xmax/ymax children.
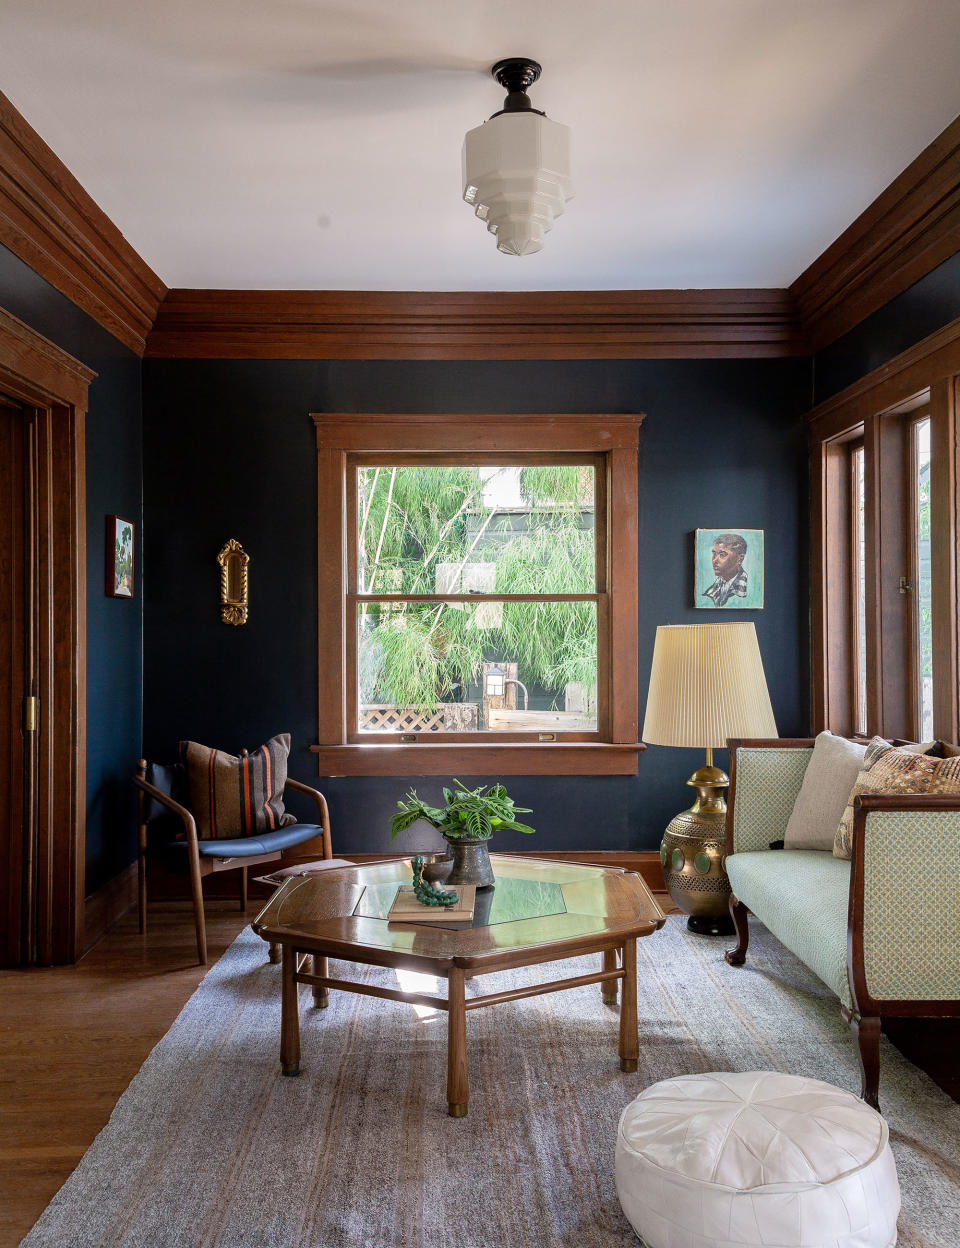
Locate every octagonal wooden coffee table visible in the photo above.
<box><xmin>252</xmin><ymin>854</ymin><xmax>666</xmax><ymax>1117</ymax></box>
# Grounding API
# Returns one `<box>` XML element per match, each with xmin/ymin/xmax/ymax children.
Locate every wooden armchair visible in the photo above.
<box><xmin>134</xmin><ymin>758</ymin><xmax>342</xmax><ymax>964</ymax></box>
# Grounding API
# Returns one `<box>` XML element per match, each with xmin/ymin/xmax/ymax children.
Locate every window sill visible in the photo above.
<box><xmin>310</xmin><ymin>742</ymin><xmax>646</xmax><ymax>777</ymax></box>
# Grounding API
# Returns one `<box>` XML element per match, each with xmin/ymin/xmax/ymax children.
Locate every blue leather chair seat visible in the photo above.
<box><xmin>182</xmin><ymin>823</ymin><xmax>324</xmax><ymax>857</ymax></box>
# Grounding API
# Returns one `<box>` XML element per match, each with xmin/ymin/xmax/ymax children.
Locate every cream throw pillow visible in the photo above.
<box><xmin>833</xmin><ymin>736</ymin><xmax>960</xmax><ymax>859</ymax></box>
<box><xmin>783</xmin><ymin>732</ymin><xmax>867</xmax><ymax>852</ymax></box>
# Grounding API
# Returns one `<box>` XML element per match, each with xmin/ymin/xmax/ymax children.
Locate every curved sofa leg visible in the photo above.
<box><xmin>851</xmin><ymin>1012</ymin><xmax>881</xmax><ymax>1111</ymax></box>
<box><xmin>724</xmin><ymin>895</ymin><xmax>750</xmax><ymax>966</ymax></box>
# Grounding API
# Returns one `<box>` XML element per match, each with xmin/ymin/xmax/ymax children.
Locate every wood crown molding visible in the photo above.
<box><xmin>145</xmin><ymin>288</ymin><xmax>806</xmax><ymax>360</ymax></box>
<box><xmin>0</xmin><ymin>90</ymin><xmax>166</xmax><ymax>356</ymax></box>
<box><xmin>792</xmin><ymin>115</ymin><xmax>960</xmax><ymax>353</ymax></box>
<box><xmin>3</xmin><ymin>85</ymin><xmax>958</xmax><ymax>361</ymax></box>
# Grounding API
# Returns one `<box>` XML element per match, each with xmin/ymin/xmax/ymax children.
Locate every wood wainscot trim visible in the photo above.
<box><xmin>0</xmin><ymin>90</ymin><xmax>166</xmax><ymax>356</ymax></box>
<box><xmin>82</xmin><ymin>862</ymin><xmax>138</xmax><ymax>954</ymax></box>
<box><xmin>310</xmin><ymin>743</ymin><xmax>645</xmax><ymax>776</ymax></box>
<box><xmin>146</xmin><ymin>288</ymin><xmax>806</xmax><ymax>360</ymax></box>
<box><xmin>792</xmin><ymin>115</ymin><xmax>960</xmax><ymax>352</ymax></box>
<box><xmin>0</xmin><ymin>307</ymin><xmax>93</xmax><ymax>965</ymax></box>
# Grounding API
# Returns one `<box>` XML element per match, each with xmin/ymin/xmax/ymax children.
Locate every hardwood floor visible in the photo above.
<box><xmin>2</xmin><ymin>895</ymin><xmax>958</xmax><ymax>1246</ymax></box>
<box><xmin>0</xmin><ymin>901</ymin><xmax>249</xmax><ymax>1248</ymax></box>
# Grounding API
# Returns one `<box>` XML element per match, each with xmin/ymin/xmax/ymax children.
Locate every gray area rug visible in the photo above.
<box><xmin>21</xmin><ymin>917</ymin><xmax>960</xmax><ymax>1248</ymax></box>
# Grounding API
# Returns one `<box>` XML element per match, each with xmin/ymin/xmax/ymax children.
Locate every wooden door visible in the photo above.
<box><xmin>0</xmin><ymin>397</ymin><xmax>39</xmax><ymax>964</ymax></box>
<box><xmin>0</xmin><ymin>308</ymin><xmax>93</xmax><ymax>966</ymax></box>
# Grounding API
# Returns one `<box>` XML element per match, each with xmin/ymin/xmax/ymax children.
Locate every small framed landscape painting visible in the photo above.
<box><xmin>106</xmin><ymin>514</ymin><xmax>135</xmax><ymax>598</ymax></box>
<box><xmin>695</xmin><ymin>528</ymin><xmax>764</xmax><ymax>609</ymax></box>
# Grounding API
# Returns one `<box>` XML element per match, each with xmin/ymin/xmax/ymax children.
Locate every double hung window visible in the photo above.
<box><xmin>312</xmin><ymin>414</ymin><xmax>643</xmax><ymax>775</ymax></box>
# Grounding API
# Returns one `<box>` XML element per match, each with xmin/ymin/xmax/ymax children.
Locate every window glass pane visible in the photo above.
<box><xmin>356</xmin><ymin>464</ymin><xmax>595</xmax><ymax>595</ymax></box>
<box><xmin>853</xmin><ymin>446</ymin><xmax>867</xmax><ymax>735</ymax></box>
<box><xmin>914</xmin><ymin>418</ymin><xmax>933</xmax><ymax>739</ymax></box>
<box><xmin>357</xmin><ymin>601</ymin><xmax>598</xmax><ymax>733</ymax></box>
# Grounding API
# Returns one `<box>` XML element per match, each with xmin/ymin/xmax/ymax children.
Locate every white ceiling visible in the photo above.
<box><xmin>3</xmin><ymin>0</ymin><xmax>960</xmax><ymax>292</ymax></box>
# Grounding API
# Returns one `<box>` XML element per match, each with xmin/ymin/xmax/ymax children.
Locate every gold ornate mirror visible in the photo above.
<box><xmin>218</xmin><ymin>539</ymin><xmax>249</xmax><ymax>625</ymax></box>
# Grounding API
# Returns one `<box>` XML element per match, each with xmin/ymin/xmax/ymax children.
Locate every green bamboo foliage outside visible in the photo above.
<box><xmin>357</xmin><ymin>465</ymin><xmax>597</xmax><ymax>712</ymax></box>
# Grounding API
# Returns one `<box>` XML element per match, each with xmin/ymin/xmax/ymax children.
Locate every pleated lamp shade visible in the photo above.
<box><xmin>642</xmin><ymin>622</ymin><xmax>777</xmax><ymax>748</ymax></box>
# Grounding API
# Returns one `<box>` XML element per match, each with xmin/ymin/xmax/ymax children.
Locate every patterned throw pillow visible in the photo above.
<box><xmin>834</xmin><ymin>736</ymin><xmax>960</xmax><ymax>859</ymax></box>
<box><xmin>179</xmin><ymin>733</ymin><xmax>297</xmax><ymax>840</ymax></box>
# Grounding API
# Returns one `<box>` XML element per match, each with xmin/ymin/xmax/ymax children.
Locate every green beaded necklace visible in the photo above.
<box><xmin>411</xmin><ymin>855</ymin><xmax>459</xmax><ymax>907</ymax></box>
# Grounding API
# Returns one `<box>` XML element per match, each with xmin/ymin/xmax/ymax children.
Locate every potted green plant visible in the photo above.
<box><xmin>390</xmin><ymin>779</ymin><xmax>534</xmax><ymax>888</ymax></box>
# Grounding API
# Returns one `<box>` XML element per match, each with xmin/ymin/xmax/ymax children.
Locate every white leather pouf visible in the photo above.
<box><xmin>615</xmin><ymin>1072</ymin><xmax>899</xmax><ymax>1248</ymax></box>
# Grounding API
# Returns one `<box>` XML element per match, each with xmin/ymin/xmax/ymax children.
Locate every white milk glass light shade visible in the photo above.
<box><xmin>462</xmin><ymin>111</ymin><xmax>572</xmax><ymax>256</ymax></box>
<box><xmin>642</xmin><ymin>622</ymin><xmax>777</xmax><ymax>748</ymax></box>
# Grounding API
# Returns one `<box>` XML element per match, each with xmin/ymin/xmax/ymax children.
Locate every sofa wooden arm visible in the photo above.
<box><xmin>848</xmin><ymin>792</ymin><xmax>960</xmax><ymax>1016</ymax></box>
<box><xmin>284</xmin><ymin>776</ymin><xmax>332</xmax><ymax>859</ymax></box>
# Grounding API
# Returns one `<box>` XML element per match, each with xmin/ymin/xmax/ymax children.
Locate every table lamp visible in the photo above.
<box><xmin>642</xmin><ymin>622</ymin><xmax>777</xmax><ymax>935</ymax></box>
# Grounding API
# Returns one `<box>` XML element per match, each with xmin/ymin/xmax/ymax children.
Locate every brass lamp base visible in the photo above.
<box><xmin>660</xmin><ymin>759</ymin><xmax>735</xmax><ymax>937</ymax></box>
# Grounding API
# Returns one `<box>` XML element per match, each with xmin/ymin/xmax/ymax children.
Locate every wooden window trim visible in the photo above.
<box><xmin>311</xmin><ymin>413</ymin><xmax>644</xmax><ymax>776</ymax></box>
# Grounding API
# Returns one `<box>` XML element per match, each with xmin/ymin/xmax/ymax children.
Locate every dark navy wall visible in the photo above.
<box><xmin>142</xmin><ymin>358</ymin><xmax>810</xmax><ymax>853</ymax></box>
<box><xmin>0</xmin><ymin>243</ymin><xmax>142</xmax><ymax>894</ymax></box>
<box><xmin>814</xmin><ymin>251</ymin><xmax>960</xmax><ymax>403</ymax></box>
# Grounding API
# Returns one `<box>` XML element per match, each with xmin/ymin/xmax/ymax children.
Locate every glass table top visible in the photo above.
<box><xmin>353</xmin><ymin>875</ymin><xmax>567</xmax><ymax>930</ymax></box>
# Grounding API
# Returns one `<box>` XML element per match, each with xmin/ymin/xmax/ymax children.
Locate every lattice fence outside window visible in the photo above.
<box><xmin>360</xmin><ymin>704</ymin><xmax>480</xmax><ymax>733</ymax></box>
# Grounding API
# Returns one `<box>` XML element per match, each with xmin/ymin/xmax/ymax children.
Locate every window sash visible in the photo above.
<box><xmin>345</xmin><ymin>453</ymin><xmax>607</xmax><ymax>743</ymax></box>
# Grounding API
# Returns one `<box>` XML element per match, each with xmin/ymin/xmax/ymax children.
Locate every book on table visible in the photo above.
<box><xmin>387</xmin><ymin>884</ymin><xmax>476</xmax><ymax>924</ymax></box>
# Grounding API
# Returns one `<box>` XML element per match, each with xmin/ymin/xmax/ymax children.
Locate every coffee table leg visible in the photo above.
<box><xmin>311</xmin><ymin>954</ymin><xmax>330</xmax><ymax>1009</ymax></box>
<box><xmin>602</xmin><ymin>947</ymin><xmax>619</xmax><ymax>1003</ymax></box>
<box><xmin>281</xmin><ymin>944</ymin><xmax>301</xmax><ymax>1077</ymax></box>
<box><xmin>618</xmin><ymin>938</ymin><xmax>638</xmax><ymax>1073</ymax></box>
<box><xmin>447</xmin><ymin>965</ymin><xmax>468</xmax><ymax>1118</ymax></box>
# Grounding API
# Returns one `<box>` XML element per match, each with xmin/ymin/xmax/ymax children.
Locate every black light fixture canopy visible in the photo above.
<box><xmin>489</xmin><ymin>58</ymin><xmax>545</xmax><ymax>118</ymax></box>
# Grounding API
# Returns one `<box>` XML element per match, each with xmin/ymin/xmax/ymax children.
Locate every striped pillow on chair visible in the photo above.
<box><xmin>180</xmin><ymin>733</ymin><xmax>297</xmax><ymax>840</ymax></box>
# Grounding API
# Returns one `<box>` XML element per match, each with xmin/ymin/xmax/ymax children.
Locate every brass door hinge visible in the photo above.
<box><xmin>899</xmin><ymin>576</ymin><xmax>913</xmax><ymax>595</ymax></box>
<box><xmin>23</xmin><ymin>695</ymin><xmax>38</xmax><ymax>732</ymax></box>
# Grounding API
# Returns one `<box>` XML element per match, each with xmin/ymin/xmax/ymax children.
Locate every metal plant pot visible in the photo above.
<box><xmin>443</xmin><ymin>834</ymin><xmax>495</xmax><ymax>888</ymax></box>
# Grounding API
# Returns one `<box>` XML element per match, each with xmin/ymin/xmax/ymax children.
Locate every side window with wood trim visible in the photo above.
<box><xmin>811</xmin><ymin>377</ymin><xmax>958</xmax><ymax>745</ymax></box>
<box><xmin>311</xmin><ymin>414</ymin><xmax>644</xmax><ymax>777</ymax></box>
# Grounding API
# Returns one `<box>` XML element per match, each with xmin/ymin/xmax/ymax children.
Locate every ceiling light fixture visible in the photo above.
<box><xmin>462</xmin><ymin>58</ymin><xmax>572</xmax><ymax>257</ymax></box>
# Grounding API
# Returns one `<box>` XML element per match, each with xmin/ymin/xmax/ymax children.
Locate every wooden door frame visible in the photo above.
<box><xmin>0</xmin><ymin>306</ymin><xmax>94</xmax><ymax>964</ymax></box>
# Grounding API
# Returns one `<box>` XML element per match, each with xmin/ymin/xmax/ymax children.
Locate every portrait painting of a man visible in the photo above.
<box><xmin>695</xmin><ymin>528</ymin><xmax>764</xmax><ymax>609</ymax></box>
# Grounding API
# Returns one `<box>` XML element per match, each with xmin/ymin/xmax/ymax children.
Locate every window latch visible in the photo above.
<box><xmin>899</xmin><ymin>576</ymin><xmax>913</xmax><ymax>595</ymax></box>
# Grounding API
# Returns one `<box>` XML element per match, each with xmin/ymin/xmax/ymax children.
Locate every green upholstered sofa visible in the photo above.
<box><xmin>722</xmin><ymin>737</ymin><xmax>960</xmax><ymax>1110</ymax></box>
